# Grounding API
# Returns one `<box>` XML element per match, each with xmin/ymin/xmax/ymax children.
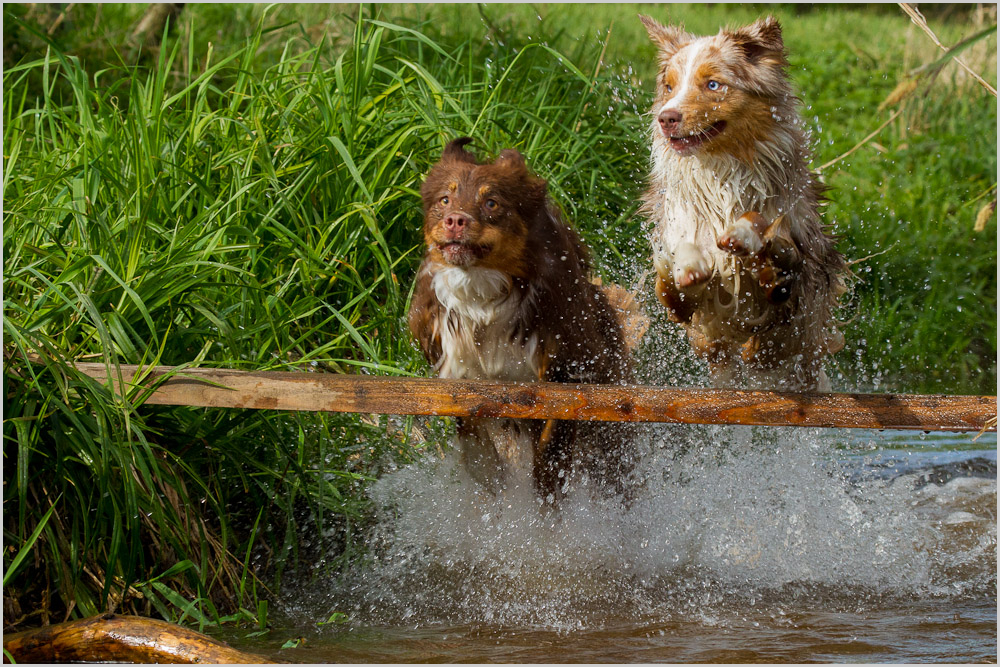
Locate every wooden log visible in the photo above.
<box><xmin>67</xmin><ymin>361</ymin><xmax>995</xmax><ymax>433</ymax></box>
<box><xmin>2</xmin><ymin>613</ymin><xmax>274</xmax><ymax>664</ymax></box>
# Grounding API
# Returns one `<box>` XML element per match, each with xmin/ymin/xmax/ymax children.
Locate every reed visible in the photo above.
<box><xmin>2</xmin><ymin>6</ymin><xmax>647</xmax><ymax>627</ymax></box>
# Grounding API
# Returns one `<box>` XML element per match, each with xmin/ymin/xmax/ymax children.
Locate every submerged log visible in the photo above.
<box><xmin>3</xmin><ymin>613</ymin><xmax>274</xmax><ymax>664</ymax></box>
<box><xmin>56</xmin><ymin>361</ymin><xmax>996</xmax><ymax>433</ymax></box>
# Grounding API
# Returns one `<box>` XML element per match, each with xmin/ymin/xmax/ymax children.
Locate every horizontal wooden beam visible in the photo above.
<box><xmin>61</xmin><ymin>362</ymin><xmax>996</xmax><ymax>433</ymax></box>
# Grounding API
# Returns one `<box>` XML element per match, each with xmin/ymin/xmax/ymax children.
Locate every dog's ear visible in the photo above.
<box><xmin>496</xmin><ymin>148</ymin><xmax>546</xmax><ymax>196</ymax></box>
<box><xmin>539</xmin><ymin>202</ymin><xmax>592</xmax><ymax>279</ymax></box>
<box><xmin>494</xmin><ymin>148</ymin><xmax>528</xmax><ymax>173</ymax></box>
<box><xmin>493</xmin><ymin>149</ymin><xmax>550</xmax><ymax>220</ymax></box>
<box><xmin>727</xmin><ymin>16</ymin><xmax>785</xmax><ymax>63</ymax></box>
<box><xmin>440</xmin><ymin>137</ymin><xmax>478</xmax><ymax>164</ymax></box>
<box><xmin>639</xmin><ymin>14</ymin><xmax>691</xmax><ymax>59</ymax></box>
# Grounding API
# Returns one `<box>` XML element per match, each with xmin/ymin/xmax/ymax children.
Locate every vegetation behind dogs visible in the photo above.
<box><xmin>3</xmin><ymin>3</ymin><xmax>995</xmax><ymax>633</ymax></box>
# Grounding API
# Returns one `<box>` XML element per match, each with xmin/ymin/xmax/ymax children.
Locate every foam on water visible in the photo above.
<box><xmin>323</xmin><ymin>424</ymin><xmax>996</xmax><ymax>629</ymax></box>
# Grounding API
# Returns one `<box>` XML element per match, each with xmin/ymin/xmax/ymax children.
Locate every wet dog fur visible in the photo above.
<box><xmin>408</xmin><ymin>138</ymin><xmax>637</xmax><ymax>502</ymax></box>
<box><xmin>640</xmin><ymin>14</ymin><xmax>847</xmax><ymax>391</ymax></box>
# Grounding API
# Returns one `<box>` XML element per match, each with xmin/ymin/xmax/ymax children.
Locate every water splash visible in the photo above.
<box><xmin>317</xmin><ymin>423</ymin><xmax>995</xmax><ymax>630</ymax></box>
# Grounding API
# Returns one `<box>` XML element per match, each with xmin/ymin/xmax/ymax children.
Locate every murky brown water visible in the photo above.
<box><xmin>241</xmin><ymin>600</ymin><xmax>996</xmax><ymax>663</ymax></box>
<box><xmin>225</xmin><ymin>428</ymin><xmax>997</xmax><ymax>663</ymax></box>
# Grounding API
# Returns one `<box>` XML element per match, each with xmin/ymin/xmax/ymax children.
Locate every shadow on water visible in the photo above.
<box><xmin>255</xmin><ymin>424</ymin><xmax>996</xmax><ymax>663</ymax></box>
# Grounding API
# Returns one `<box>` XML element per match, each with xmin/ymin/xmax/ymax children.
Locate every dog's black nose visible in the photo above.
<box><xmin>658</xmin><ymin>109</ymin><xmax>682</xmax><ymax>131</ymax></box>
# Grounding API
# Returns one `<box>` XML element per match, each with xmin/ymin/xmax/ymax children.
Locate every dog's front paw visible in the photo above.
<box><xmin>718</xmin><ymin>212</ymin><xmax>768</xmax><ymax>256</ymax></box>
<box><xmin>762</xmin><ymin>214</ymin><xmax>802</xmax><ymax>271</ymax></box>
<box><xmin>653</xmin><ymin>251</ymin><xmax>700</xmax><ymax>323</ymax></box>
<box><xmin>675</xmin><ymin>266</ymin><xmax>712</xmax><ymax>289</ymax></box>
<box><xmin>672</xmin><ymin>242</ymin><xmax>712</xmax><ymax>289</ymax></box>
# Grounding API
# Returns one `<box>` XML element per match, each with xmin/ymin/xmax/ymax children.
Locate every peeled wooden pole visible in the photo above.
<box><xmin>2</xmin><ymin>614</ymin><xmax>274</xmax><ymax>664</ymax></box>
<box><xmin>68</xmin><ymin>362</ymin><xmax>995</xmax><ymax>433</ymax></box>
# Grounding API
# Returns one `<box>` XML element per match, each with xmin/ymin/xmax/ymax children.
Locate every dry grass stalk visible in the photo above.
<box><xmin>974</xmin><ymin>199</ymin><xmax>996</xmax><ymax>232</ymax></box>
<box><xmin>898</xmin><ymin>2</ymin><xmax>997</xmax><ymax>97</ymax></box>
<box><xmin>130</xmin><ymin>3</ymin><xmax>184</xmax><ymax>50</ymax></box>
<box><xmin>47</xmin><ymin>2</ymin><xmax>76</xmax><ymax>35</ymax></box>
<box><xmin>817</xmin><ymin>109</ymin><xmax>903</xmax><ymax>172</ymax></box>
<box><xmin>878</xmin><ymin>78</ymin><xmax>919</xmax><ymax>112</ymax></box>
<box><xmin>973</xmin><ymin>415</ymin><xmax>997</xmax><ymax>441</ymax></box>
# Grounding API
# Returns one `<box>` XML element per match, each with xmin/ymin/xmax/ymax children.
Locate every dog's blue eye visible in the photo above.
<box><xmin>707</xmin><ymin>80</ymin><xmax>721</xmax><ymax>91</ymax></box>
<box><xmin>666</xmin><ymin>84</ymin><xmax>673</xmax><ymax>93</ymax></box>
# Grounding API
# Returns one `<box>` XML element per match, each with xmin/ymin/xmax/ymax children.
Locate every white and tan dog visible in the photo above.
<box><xmin>640</xmin><ymin>14</ymin><xmax>847</xmax><ymax>391</ymax></box>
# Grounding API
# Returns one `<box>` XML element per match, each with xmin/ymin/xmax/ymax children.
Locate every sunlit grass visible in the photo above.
<box><xmin>2</xmin><ymin>4</ymin><xmax>650</xmax><ymax>626</ymax></box>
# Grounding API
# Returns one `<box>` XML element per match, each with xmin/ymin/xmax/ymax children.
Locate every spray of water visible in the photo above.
<box><xmin>288</xmin><ymin>246</ymin><xmax>996</xmax><ymax>632</ymax></box>
<box><xmin>317</xmin><ymin>419</ymin><xmax>994</xmax><ymax>630</ymax></box>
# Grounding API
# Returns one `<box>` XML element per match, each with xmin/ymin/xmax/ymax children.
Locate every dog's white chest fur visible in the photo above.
<box><xmin>650</xmin><ymin>143</ymin><xmax>778</xmax><ymax>276</ymax></box>
<box><xmin>647</xmin><ymin>136</ymin><xmax>810</xmax><ymax>338</ymax></box>
<box><xmin>430</xmin><ymin>266</ymin><xmax>540</xmax><ymax>382</ymax></box>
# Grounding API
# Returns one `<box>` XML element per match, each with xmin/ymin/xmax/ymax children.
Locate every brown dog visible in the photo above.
<box><xmin>640</xmin><ymin>15</ymin><xmax>847</xmax><ymax>391</ymax></box>
<box><xmin>408</xmin><ymin>138</ymin><xmax>636</xmax><ymax>502</ymax></box>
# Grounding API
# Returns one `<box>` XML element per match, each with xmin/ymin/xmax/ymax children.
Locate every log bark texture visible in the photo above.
<box><xmin>3</xmin><ymin>613</ymin><xmax>274</xmax><ymax>664</ymax></box>
<box><xmin>65</xmin><ymin>361</ymin><xmax>996</xmax><ymax>433</ymax></box>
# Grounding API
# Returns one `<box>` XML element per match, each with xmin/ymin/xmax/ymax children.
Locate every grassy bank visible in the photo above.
<box><xmin>3</xmin><ymin>3</ymin><xmax>996</xmax><ymax>631</ymax></box>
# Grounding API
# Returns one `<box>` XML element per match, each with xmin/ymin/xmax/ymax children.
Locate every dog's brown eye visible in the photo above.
<box><xmin>485</xmin><ymin>199</ymin><xmax>498</xmax><ymax>210</ymax></box>
<box><xmin>440</xmin><ymin>196</ymin><xmax>449</xmax><ymax>206</ymax></box>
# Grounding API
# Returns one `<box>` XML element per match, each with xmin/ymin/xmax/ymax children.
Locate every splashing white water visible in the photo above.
<box><xmin>323</xmin><ymin>424</ymin><xmax>995</xmax><ymax>629</ymax></box>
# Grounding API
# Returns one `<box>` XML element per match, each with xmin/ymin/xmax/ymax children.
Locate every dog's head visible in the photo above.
<box><xmin>640</xmin><ymin>15</ymin><xmax>793</xmax><ymax>161</ymax></box>
<box><xmin>420</xmin><ymin>138</ymin><xmax>550</xmax><ymax>277</ymax></box>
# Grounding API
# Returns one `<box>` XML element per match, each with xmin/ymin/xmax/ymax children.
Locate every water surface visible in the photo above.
<box><xmin>234</xmin><ymin>427</ymin><xmax>997</xmax><ymax>663</ymax></box>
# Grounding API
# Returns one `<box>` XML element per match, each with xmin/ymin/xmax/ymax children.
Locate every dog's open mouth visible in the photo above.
<box><xmin>438</xmin><ymin>241</ymin><xmax>490</xmax><ymax>266</ymax></box>
<box><xmin>669</xmin><ymin>121</ymin><xmax>727</xmax><ymax>153</ymax></box>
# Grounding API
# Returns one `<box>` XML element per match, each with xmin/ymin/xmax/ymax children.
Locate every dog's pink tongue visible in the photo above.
<box><xmin>669</xmin><ymin>122</ymin><xmax>725</xmax><ymax>154</ymax></box>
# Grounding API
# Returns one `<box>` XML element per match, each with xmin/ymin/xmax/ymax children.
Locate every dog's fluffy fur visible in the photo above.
<box><xmin>408</xmin><ymin>138</ymin><xmax>636</xmax><ymax>501</ymax></box>
<box><xmin>640</xmin><ymin>14</ymin><xmax>847</xmax><ymax>391</ymax></box>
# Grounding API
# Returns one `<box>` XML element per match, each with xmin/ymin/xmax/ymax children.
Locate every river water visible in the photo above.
<box><xmin>237</xmin><ymin>426</ymin><xmax>996</xmax><ymax>663</ymax></box>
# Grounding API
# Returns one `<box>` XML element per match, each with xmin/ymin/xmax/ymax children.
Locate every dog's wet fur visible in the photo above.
<box><xmin>640</xmin><ymin>14</ymin><xmax>847</xmax><ymax>391</ymax></box>
<box><xmin>408</xmin><ymin>138</ymin><xmax>637</xmax><ymax>502</ymax></box>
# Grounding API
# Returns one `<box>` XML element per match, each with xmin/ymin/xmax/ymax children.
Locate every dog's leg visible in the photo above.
<box><xmin>671</xmin><ymin>241</ymin><xmax>713</xmax><ymax>289</ymax></box>
<box><xmin>456</xmin><ymin>418</ymin><xmax>506</xmax><ymax>494</ymax></box>
<box><xmin>653</xmin><ymin>247</ymin><xmax>703</xmax><ymax>323</ymax></box>
<box><xmin>685</xmin><ymin>324</ymin><xmax>732</xmax><ymax>364</ymax></box>
<box><xmin>762</xmin><ymin>215</ymin><xmax>802</xmax><ymax>271</ymax></box>
<box><xmin>599</xmin><ymin>283</ymin><xmax>650</xmax><ymax>352</ymax></box>
<box><xmin>740</xmin><ymin>335</ymin><xmax>761</xmax><ymax>364</ymax></box>
<box><xmin>752</xmin><ymin>215</ymin><xmax>804</xmax><ymax>305</ymax></box>
<box><xmin>718</xmin><ymin>212</ymin><xmax>768</xmax><ymax>257</ymax></box>
<box><xmin>534</xmin><ymin>419</ymin><xmax>576</xmax><ymax>503</ymax></box>
<box><xmin>707</xmin><ymin>356</ymin><xmax>742</xmax><ymax>388</ymax></box>
<box><xmin>654</xmin><ymin>272</ymin><xmax>700</xmax><ymax>323</ymax></box>
<box><xmin>533</xmin><ymin>351</ymin><xmax>572</xmax><ymax>503</ymax></box>
<box><xmin>740</xmin><ymin>318</ymin><xmax>835</xmax><ymax>392</ymax></box>
<box><xmin>825</xmin><ymin>326</ymin><xmax>845</xmax><ymax>355</ymax></box>
<box><xmin>756</xmin><ymin>265</ymin><xmax>796</xmax><ymax>305</ymax></box>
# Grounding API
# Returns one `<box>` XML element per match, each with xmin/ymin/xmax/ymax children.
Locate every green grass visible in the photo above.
<box><xmin>3</xmin><ymin>2</ymin><xmax>996</xmax><ymax>631</ymax></box>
